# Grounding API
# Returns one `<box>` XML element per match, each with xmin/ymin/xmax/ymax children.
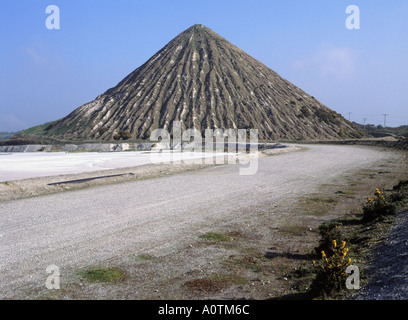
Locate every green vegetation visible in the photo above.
<box><xmin>199</xmin><ymin>232</ymin><xmax>233</xmax><ymax>242</ymax></box>
<box><xmin>391</xmin><ymin>180</ymin><xmax>408</xmax><ymax>201</ymax></box>
<box><xmin>299</xmin><ymin>106</ymin><xmax>311</xmax><ymax>118</ymax></box>
<box><xmin>362</xmin><ymin>188</ymin><xmax>396</xmax><ymax>222</ymax></box>
<box><xmin>298</xmin><ymin>179</ymin><xmax>408</xmax><ymax>299</ymax></box>
<box><xmin>98</xmin><ymin>127</ymin><xmax>108</xmax><ymax>136</ymax></box>
<box><xmin>314</xmin><ymin>222</ymin><xmax>344</xmax><ymax>257</ymax></box>
<box><xmin>113</xmin><ymin>131</ymin><xmax>132</xmax><ymax>141</ymax></box>
<box><xmin>313</xmin><ymin>107</ymin><xmax>342</xmax><ymax>125</ymax></box>
<box><xmin>21</xmin><ymin>121</ymin><xmax>57</xmax><ymax>136</ymax></box>
<box><xmin>79</xmin><ymin>267</ymin><xmax>127</xmax><ymax>284</ymax></box>
<box><xmin>310</xmin><ymin>239</ymin><xmax>352</xmax><ymax>297</ymax></box>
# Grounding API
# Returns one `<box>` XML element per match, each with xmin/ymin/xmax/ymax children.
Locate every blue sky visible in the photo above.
<box><xmin>0</xmin><ymin>0</ymin><xmax>407</xmax><ymax>132</ymax></box>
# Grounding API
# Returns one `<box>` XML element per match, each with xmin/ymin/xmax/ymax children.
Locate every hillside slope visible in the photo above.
<box><xmin>22</xmin><ymin>24</ymin><xmax>362</xmax><ymax>142</ymax></box>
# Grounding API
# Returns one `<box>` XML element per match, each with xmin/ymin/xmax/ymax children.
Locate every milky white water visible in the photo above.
<box><xmin>0</xmin><ymin>151</ymin><xmax>229</xmax><ymax>182</ymax></box>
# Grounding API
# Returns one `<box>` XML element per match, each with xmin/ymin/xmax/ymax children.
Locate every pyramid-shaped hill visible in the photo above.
<box><xmin>24</xmin><ymin>24</ymin><xmax>362</xmax><ymax>141</ymax></box>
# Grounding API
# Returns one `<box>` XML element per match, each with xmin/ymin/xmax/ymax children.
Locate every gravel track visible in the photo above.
<box><xmin>0</xmin><ymin>144</ymin><xmax>401</xmax><ymax>299</ymax></box>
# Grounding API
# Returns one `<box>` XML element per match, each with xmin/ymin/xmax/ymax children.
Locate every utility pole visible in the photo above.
<box><xmin>348</xmin><ymin>112</ymin><xmax>352</xmax><ymax>122</ymax></box>
<box><xmin>382</xmin><ymin>114</ymin><xmax>388</xmax><ymax>128</ymax></box>
<box><xmin>363</xmin><ymin>118</ymin><xmax>366</xmax><ymax>128</ymax></box>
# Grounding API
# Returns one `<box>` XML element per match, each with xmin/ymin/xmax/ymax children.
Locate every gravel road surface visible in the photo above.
<box><xmin>0</xmin><ymin>144</ymin><xmax>400</xmax><ymax>298</ymax></box>
<box><xmin>355</xmin><ymin>209</ymin><xmax>408</xmax><ymax>300</ymax></box>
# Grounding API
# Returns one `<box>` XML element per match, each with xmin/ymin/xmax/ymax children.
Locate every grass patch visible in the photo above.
<box><xmin>199</xmin><ymin>232</ymin><xmax>233</xmax><ymax>242</ymax></box>
<box><xmin>79</xmin><ymin>267</ymin><xmax>127</xmax><ymax>284</ymax></box>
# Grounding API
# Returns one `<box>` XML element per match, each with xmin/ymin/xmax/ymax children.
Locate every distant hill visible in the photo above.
<box><xmin>353</xmin><ymin>123</ymin><xmax>408</xmax><ymax>138</ymax></box>
<box><xmin>0</xmin><ymin>132</ymin><xmax>17</xmax><ymax>141</ymax></box>
<box><xmin>19</xmin><ymin>24</ymin><xmax>363</xmax><ymax>142</ymax></box>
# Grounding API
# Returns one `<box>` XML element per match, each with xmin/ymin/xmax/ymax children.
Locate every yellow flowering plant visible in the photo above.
<box><xmin>311</xmin><ymin>239</ymin><xmax>352</xmax><ymax>296</ymax></box>
<box><xmin>362</xmin><ymin>188</ymin><xmax>395</xmax><ymax>222</ymax></box>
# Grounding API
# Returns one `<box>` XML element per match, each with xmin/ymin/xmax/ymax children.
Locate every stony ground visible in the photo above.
<box><xmin>354</xmin><ymin>209</ymin><xmax>408</xmax><ymax>300</ymax></box>
<box><xmin>0</xmin><ymin>144</ymin><xmax>406</xmax><ymax>300</ymax></box>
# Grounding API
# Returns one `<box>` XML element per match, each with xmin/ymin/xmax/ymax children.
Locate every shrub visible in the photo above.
<box><xmin>120</xmin><ymin>131</ymin><xmax>132</xmax><ymax>140</ymax></box>
<box><xmin>314</xmin><ymin>108</ymin><xmax>341</xmax><ymax>124</ymax></box>
<box><xmin>98</xmin><ymin>127</ymin><xmax>108</xmax><ymax>135</ymax></box>
<box><xmin>393</xmin><ymin>179</ymin><xmax>408</xmax><ymax>191</ymax></box>
<box><xmin>390</xmin><ymin>180</ymin><xmax>408</xmax><ymax>204</ymax></box>
<box><xmin>314</xmin><ymin>221</ymin><xmax>343</xmax><ymax>257</ymax></box>
<box><xmin>300</xmin><ymin>106</ymin><xmax>311</xmax><ymax>118</ymax></box>
<box><xmin>113</xmin><ymin>131</ymin><xmax>132</xmax><ymax>140</ymax></box>
<box><xmin>311</xmin><ymin>240</ymin><xmax>352</xmax><ymax>296</ymax></box>
<box><xmin>362</xmin><ymin>188</ymin><xmax>396</xmax><ymax>222</ymax></box>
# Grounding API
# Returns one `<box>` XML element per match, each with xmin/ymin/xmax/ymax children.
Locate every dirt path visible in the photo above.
<box><xmin>0</xmin><ymin>144</ymin><xmax>404</xmax><ymax>299</ymax></box>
